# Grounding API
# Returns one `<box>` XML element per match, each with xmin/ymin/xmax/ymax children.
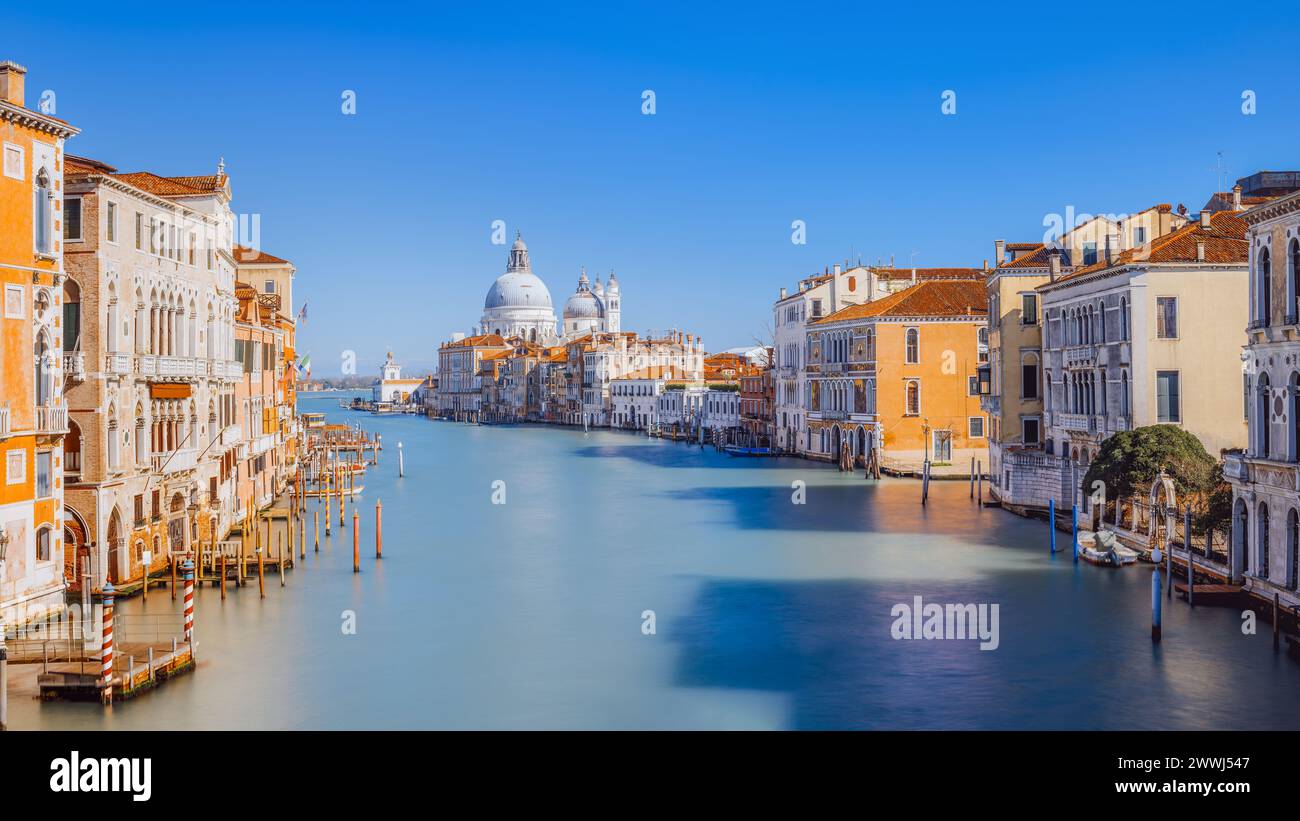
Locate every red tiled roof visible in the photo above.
<box><xmin>814</xmin><ymin>279</ymin><xmax>987</xmax><ymax>323</ymax></box>
<box><xmin>64</xmin><ymin>154</ymin><xmax>117</xmax><ymax>175</ymax></box>
<box><xmin>233</xmin><ymin>245</ymin><xmax>290</xmax><ymax>265</ymax></box>
<box><xmin>110</xmin><ymin>170</ymin><xmax>227</xmax><ymax>197</ymax></box>
<box><xmin>871</xmin><ymin>266</ymin><xmax>987</xmax><ymax>281</ymax></box>
<box><xmin>1050</xmin><ymin>211</ymin><xmax>1248</xmax><ymax>284</ymax></box>
<box><xmin>444</xmin><ymin>333</ymin><xmax>508</xmax><ymax>348</ymax></box>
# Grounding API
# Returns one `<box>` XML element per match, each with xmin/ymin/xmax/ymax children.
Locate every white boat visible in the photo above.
<box><xmin>1077</xmin><ymin>530</ymin><xmax>1138</xmax><ymax>567</ymax></box>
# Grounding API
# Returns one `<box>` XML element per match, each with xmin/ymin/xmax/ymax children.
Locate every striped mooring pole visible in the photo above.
<box><xmin>183</xmin><ymin>559</ymin><xmax>195</xmax><ymax>644</ymax></box>
<box><xmin>101</xmin><ymin>582</ymin><xmax>116</xmax><ymax>703</ymax></box>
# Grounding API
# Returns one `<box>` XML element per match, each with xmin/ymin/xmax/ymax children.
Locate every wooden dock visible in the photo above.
<box><xmin>37</xmin><ymin>640</ymin><xmax>195</xmax><ymax>703</ymax></box>
<box><xmin>1173</xmin><ymin>583</ymin><xmax>1244</xmax><ymax>607</ymax></box>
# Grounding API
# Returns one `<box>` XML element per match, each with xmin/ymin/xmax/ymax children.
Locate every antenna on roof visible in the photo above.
<box><xmin>217</xmin><ymin>156</ymin><xmax>225</xmax><ymax>176</ymax></box>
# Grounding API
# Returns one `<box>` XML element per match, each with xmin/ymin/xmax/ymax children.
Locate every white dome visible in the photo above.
<box><xmin>484</xmin><ymin>271</ymin><xmax>553</xmax><ymax>310</ymax></box>
<box><xmin>564</xmin><ymin>290</ymin><xmax>604</xmax><ymax>320</ymax></box>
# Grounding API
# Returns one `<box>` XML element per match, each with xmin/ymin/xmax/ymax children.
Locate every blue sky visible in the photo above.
<box><xmin>15</xmin><ymin>1</ymin><xmax>1300</xmax><ymax>374</ymax></box>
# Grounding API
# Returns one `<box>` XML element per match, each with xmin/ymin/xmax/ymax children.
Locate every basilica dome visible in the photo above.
<box><xmin>484</xmin><ymin>270</ymin><xmax>553</xmax><ymax>310</ymax></box>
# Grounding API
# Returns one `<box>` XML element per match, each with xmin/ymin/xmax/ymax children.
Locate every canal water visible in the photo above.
<box><xmin>14</xmin><ymin>392</ymin><xmax>1300</xmax><ymax>730</ymax></box>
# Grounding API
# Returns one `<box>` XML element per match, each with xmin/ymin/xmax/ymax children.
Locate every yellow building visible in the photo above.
<box><xmin>806</xmin><ymin>278</ymin><xmax>989</xmax><ymax>475</ymax></box>
<box><xmin>0</xmin><ymin>60</ymin><xmax>79</xmax><ymax>624</ymax></box>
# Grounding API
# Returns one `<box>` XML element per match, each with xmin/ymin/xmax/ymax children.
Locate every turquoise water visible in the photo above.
<box><xmin>13</xmin><ymin>391</ymin><xmax>1300</xmax><ymax>729</ymax></box>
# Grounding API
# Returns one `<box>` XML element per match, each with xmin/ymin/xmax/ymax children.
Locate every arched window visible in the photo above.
<box><xmin>1119</xmin><ymin>297</ymin><xmax>1129</xmax><ymax>340</ymax></box>
<box><xmin>1021</xmin><ymin>352</ymin><xmax>1040</xmax><ymax>400</ymax></box>
<box><xmin>1290</xmin><ymin>238</ymin><xmax>1300</xmax><ymax>323</ymax></box>
<box><xmin>1258</xmin><ymin>502</ymin><xmax>1271</xmax><ymax>580</ymax></box>
<box><xmin>34</xmin><ymin>331</ymin><xmax>52</xmax><ymax>407</ymax></box>
<box><xmin>1097</xmin><ymin>301</ymin><xmax>1106</xmax><ymax>343</ymax></box>
<box><xmin>1259</xmin><ymin>247</ymin><xmax>1272</xmax><ymax>326</ymax></box>
<box><xmin>1291</xmin><ymin>372</ymin><xmax>1300</xmax><ymax>463</ymax></box>
<box><xmin>34</xmin><ymin>167</ymin><xmax>52</xmax><ymax>253</ymax></box>
<box><xmin>1257</xmin><ymin>373</ymin><xmax>1272</xmax><ymax>458</ymax></box>
<box><xmin>1234</xmin><ymin>497</ymin><xmax>1250</xmax><ymax>576</ymax></box>
<box><xmin>36</xmin><ymin>526</ymin><xmax>52</xmax><ymax>562</ymax></box>
<box><xmin>905</xmin><ymin>328</ymin><xmax>919</xmax><ymax>364</ymax></box>
<box><xmin>1289</xmin><ymin>508</ymin><xmax>1299</xmax><ymax>590</ymax></box>
<box><xmin>1120</xmin><ymin>370</ymin><xmax>1130</xmax><ymax>417</ymax></box>
<box><xmin>905</xmin><ymin>379</ymin><xmax>920</xmax><ymax>415</ymax></box>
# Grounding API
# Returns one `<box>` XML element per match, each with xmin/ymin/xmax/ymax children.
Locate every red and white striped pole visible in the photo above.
<box><xmin>100</xmin><ymin>582</ymin><xmax>115</xmax><ymax>704</ymax></box>
<box><xmin>183</xmin><ymin>558</ymin><xmax>195</xmax><ymax>644</ymax></box>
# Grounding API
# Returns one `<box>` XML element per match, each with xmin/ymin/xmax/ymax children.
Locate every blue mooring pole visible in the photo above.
<box><xmin>1151</xmin><ymin>565</ymin><xmax>1163</xmax><ymax>643</ymax></box>
<box><xmin>1071</xmin><ymin>503</ymin><xmax>1079</xmax><ymax>564</ymax></box>
<box><xmin>1049</xmin><ymin>498</ymin><xmax>1057</xmax><ymax>554</ymax></box>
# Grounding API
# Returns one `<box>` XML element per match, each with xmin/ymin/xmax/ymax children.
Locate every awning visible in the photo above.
<box><xmin>149</xmin><ymin>383</ymin><xmax>192</xmax><ymax>399</ymax></box>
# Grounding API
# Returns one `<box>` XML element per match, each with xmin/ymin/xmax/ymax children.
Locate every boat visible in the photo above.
<box><xmin>723</xmin><ymin>445</ymin><xmax>775</xmax><ymax>457</ymax></box>
<box><xmin>1077</xmin><ymin>530</ymin><xmax>1139</xmax><ymax>567</ymax></box>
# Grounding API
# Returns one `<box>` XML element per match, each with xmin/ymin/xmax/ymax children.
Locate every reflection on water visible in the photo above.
<box><xmin>13</xmin><ymin>393</ymin><xmax>1300</xmax><ymax>729</ymax></box>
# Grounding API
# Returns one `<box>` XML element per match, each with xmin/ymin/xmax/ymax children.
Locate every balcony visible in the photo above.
<box><xmin>250</xmin><ymin>433</ymin><xmax>276</xmax><ymax>456</ymax></box>
<box><xmin>151</xmin><ymin>447</ymin><xmax>198</xmax><ymax>475</ymax></box>
<box><xmin>63</xmin><ymin>351</ymin><xmax>86</xmax><ymax>381</ymax></box>
<box><xmin>1063</xmin><ymin>345</ymin><xmax>1097</xmax><ymax>369</ymax></box>
<box><xmin>105</xmin><ymin>353</ymin><xmax>131</xmax><ymax>375</ymax></box>
<box><xmin>1055</xmin><ymin>412</ymin><xmax>1095</xmax><ymax>433</ymax></box>
<box><xmin>1223</xmin><ymin>452</ymin><xmax>1248</xmax><ymax>481</ymax></box>
<box><xmin>36</xmin><ymin>405</ymin><xmax>68</xmax><ymax>435</ymax></box>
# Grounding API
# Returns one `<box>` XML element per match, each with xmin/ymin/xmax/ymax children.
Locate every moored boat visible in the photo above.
<box><xmin>1077</xmin><ymin>530</ymin><xmax>1138</xmax><ymax>567</ymax></box>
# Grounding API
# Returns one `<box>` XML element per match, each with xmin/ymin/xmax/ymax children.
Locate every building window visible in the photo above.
<box><xmin>932</xmin><ymin>429</ymin><xmax>952</xmax><ymax>462</ymax></box>
<box><xmin>1156</xmin><ymin>296</ymin><xmax>1178</xmax><ymax>338</ymax></box>
<box><xmin>1156</xmin><ymin>370</ymin><xmax>1181</xmax><ymax>423</ymax></box>
<box><xmin>1134</xmin><ymin>226</ymin><xmax>1147</xmax><ymax>246</ymax></box>
<box><xmin>1021</xmin><ymin>353</ymin><xmax>1040</xmax><ymax>400</ymax></box>
<box><xmin>905</xmin><ymin>328</ymin><xmax>919</xmax><ymax>364</ymax></box>
<box><xmin>1082</xmin><ymin>242</ymin><xmax>1098</xmax><ymax>266</ymax></box>
<box><xmin>905</xmin><ymin>379</ymin><xmax>920</xmax><ymax>415</ymax></box>
<box><xmin>4</xmin><ymin>284</ymin><xmax>23</xmax><ymax>319</ymax></box>
<box><xmin>1119</xmin><ymin>297</ymin><xmax>1129</xmax><ymax>340</ymax></box>
<box><xmin>6</xmin><ymin>449</ymin><xmax>25</xmax><ymax>484</ymax></box>
<box><xmin>36</xmin><ymin>527</ymin><xmax>52</xmax><ymax>562</ymax></box>
<box><xmin>135</xmin><ymin>212</ymin><xmax>143</xmax><ymax>250</ymax></box>
<box><xmin>1021</xmin><ymin>293</ymin><xmax>1038</xmax><ymax>325</ymax></box>
<box><xmin>2</xmin><ymin>143</ymin><xmax>22</xmax><ymax>179</ymax></box>
<box><xmin>1258</xmin><ymin>502</ymin><xmax>1271</xmax><ymax>580</ymax></box>
<box><xmin>968</xmin><ymin>416</ymin><xmax>985</xmax><ymax>438</ymax></box>
<box><xmin>34</xmin><ymin>167</ymin><xmax>52</xmax><ymax>253</ymax></box>
<box><xmin>264</xmin><ymin>280</ymin><xmax>276</xmax><ymax>294</ymax></box>
<box><xmin>968</xmin><ymin>375</ymin><xmax>979</xmax><ymax>396</ymax></box>
<box><xmin>64</xmin><ymin>197</ymin><xmax>83</xmax><ymax>241</ymax></box>
<box><xmin>105</xmin><ymin>201</ymin><xmax>117</xmax><ymax>243</ymax></box>
<box><xmin>1021</xmin><ymin>417</ymin><xmax>1041</xmax><ymax>446</ymax></box>
<box><xmin>35</xmin><ymin>450</ymin><xmax>52</xmax><ymax>498</ymax></box>
<box><xmin>1258</xmin><ymin>248</ymin><xmax>1272</xmax><ymax>326</ymax></box>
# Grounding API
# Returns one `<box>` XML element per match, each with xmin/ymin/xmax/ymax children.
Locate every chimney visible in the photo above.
<box><xmin>0</xmin><ymin>61</ymin><xmax>27</xmax><ymax>107</ymax></box>
<box><xmin>1232</xmin><ymin>184</ymin><xmax>1242</xmax><ymax>210</ymax></box>
<box><xmin>1048</xmin><ymin>251</ymin><xmax>1061</xmax><ymax>282</ymax></box>
<box><xmin>833</xmin><ymin>264</ymin><xmax>842</xmax><ymax>276</ymax></box>
<box><xmin>911</xmin><ymin>267</ymin><xmax>917</xmax><ymax>284</ymax></box>
<box><xmin>983</xmin><ymin>259</ymin><xmax>989</xmax><ymax>271</ymax></box>
<box><xmin>994</xmin><ymin>239</ymin><xmax>1006</xmax><ymax>266</ymax></box>
<box><xmin>1200</xmin><ymin>210</ymin><xmax>1212</xmax><ymax>229</ymax></box>
<box><xmin>1196</xmin><ymin>239</ymin><xmax>1206</xmax><ymax>262</ymax></box>
<box><xmin>779</xmin><ymin>287</ymin><xmax>787</xmax><ymax>299</ymax></box>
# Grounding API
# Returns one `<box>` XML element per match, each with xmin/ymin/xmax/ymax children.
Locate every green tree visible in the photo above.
<box><xmin>1083</xmin><ymin>425</ymin><xmax>1223</xmax><ymax>527</ymax></box>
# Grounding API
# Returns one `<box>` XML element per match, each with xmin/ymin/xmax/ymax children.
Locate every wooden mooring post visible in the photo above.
<box><xmin>376</xmin><ymin>499</ymin><xmax>383</xmax><ymax>559</ymax></box>
<box><xmin>352</xmin><ymin>511</ymin><xmax>360</xmax><ymax>573</ymax></box>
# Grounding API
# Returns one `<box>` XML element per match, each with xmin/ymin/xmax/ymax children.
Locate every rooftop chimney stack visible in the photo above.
<box><xmin>779</xmin><ymin>287</ymin><xmax>787</xmax><ymax>300</ymax></box>
<box><xmin>0</xmin><ymin>61</ymin><xmax>27</xmax><ymax>107</ymax></box>
<box><xmin>1196</xmin><ymin>239</ymin><xmax>1206</xmax><ymax>262</ymax></box>
<box><xmin>1200</xmin><ymin>210</ymin><xmax>1212</xmax><ymax>229</ymax></box>
<box><xmin>1232</xmin><ymin>184</ymin><xmax>1242</xmax><ymax>210</ymax></box>
<box><xmin>1048</xmin><ymin>251</ymin><xmax>1061</xmax><ymax>282</ymax></box>
<box><xmin>994</xmin><ymin>239</ymin><xmax>1006</xmax><ymax>266</ymax></box>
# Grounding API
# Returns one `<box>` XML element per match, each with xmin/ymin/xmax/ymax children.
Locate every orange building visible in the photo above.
<box><xmin>806</xmin><ymin>278</ymin><xmax>989</xmax><ymax>475</ymax></box>
<box><xmin>232</xmin><ymin>281</ymin><xmax>287</xmax><ymax>517</ymax></box>
<box><xmin>0</xmin><ymin>61</ymin><xmax>80</xmax><ymax>625</ymax></box>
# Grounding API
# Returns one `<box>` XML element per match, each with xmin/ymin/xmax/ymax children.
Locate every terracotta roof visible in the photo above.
<box><xmin>444</xmin><ymin>333</ymin><xmax>508</xmax><ymax>348</ymax></box>
<box><xmin>870</xmin><ymin>266</ymin><xmax>987</xmax><ymax>281</ymax></box>
<box><xmin>233</xmin><ymin>245</ymin><xmax>291</xmax><ymax>265</ymax></box>
<box><xmin>813</xmin><ymin>279</ymin><xmax>987</xmax><ymax>323</ymax></box>
<box><xmin>1049</xmin><ymin>211</ymin><xmax>1248</xmax><ymax>284</ymax></box>
<box><xmin>1005</xmin><ymin>243</ymin><xmax>1039</xmax><ymax>251</ymax></box>
<box><xmin>110</xmin><ymin>170</ymin><xmax>227</xmax><ymax>197</ymax></box>
<box><xmin>999</xmin><ymin>244</ymin><xmax>1053</xmax><ymax>269</ymax></box>
<box><xmin>64</xmin><ymin>154</ymin><xmax>117</xmax><ymax>175</ymax></box>
<box><xmin>234</xmin><ymin>282</ymin><xmax>257</xmax><ymax>298</ymax></box>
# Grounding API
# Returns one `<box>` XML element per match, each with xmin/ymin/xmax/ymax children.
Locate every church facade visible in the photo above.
<box><xmin>479</xmin><ymin>233</ymin><xmax>621</xmax><ymax>344</ymax></box>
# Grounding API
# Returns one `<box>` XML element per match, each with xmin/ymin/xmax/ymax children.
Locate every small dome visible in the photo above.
<box><xmin>564</xmin><ymin>290</ymin><xmax>603</xmax><ymax>320</ymax></box>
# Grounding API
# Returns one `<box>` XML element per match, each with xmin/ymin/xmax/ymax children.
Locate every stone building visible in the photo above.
<box><xmin>62</xmin><ymin>152</ymin><xmax>238</xmax><ymax>588</ymax></box>
<box><xmin>1226</xmin><ymin>187</ymin><xmax>1300</xmax><ymax>596</ymax></box>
